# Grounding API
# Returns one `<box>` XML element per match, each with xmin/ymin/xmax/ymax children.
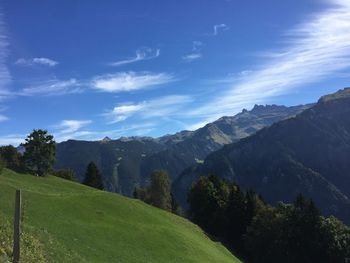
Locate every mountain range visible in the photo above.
<box><xmin>174</xmin><ymin>88</ymin><xmax>350</xmax><ymax>224</ymax></box>
<box><xmin>55</xmin><ymin>104</ymin><xmax>309</xmax><ymax>196</ymax></box>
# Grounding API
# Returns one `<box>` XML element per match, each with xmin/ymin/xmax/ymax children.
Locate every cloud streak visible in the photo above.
<box><xmin>109</xmin><ymin>47</ymin><xmax>160</xmax><ymax>66</ymax></box>
<box><xmin>92</xmin><ymin>72</ymin><xmax>174</xmax><ymax>93</ymax></box>
<box><xmin>182</xmin><ymin>53</ymin><xmax>202</xmax><ymax>62</ymax></box>
<box><xmin>15</xmin><ymin>57</ymin><xmax>59</xmax><ymax>67</ymax></box>
<box><xmin>0</xmin><ymin>10</ymin><xmax>11</xmax><ymax>101</ymax></box>
<box><xmin>190</xmin><ymin>1</ymin><xmax>350</xmax><ymax>123</ymax></box>
<box><xmin>52</xmin><ymin>119</ymin><xmax>93</xmax><ymax>142</ymax></box>
<box><xmin>0</xmin><ymin>9</ymin><xmax>10</xmax><ymax>123</ymax></box>
<box><xmin>213</xmin><ymin>23</ymin><xmax>229</xmax><ymax>36</ymax></box>
<box><xmin>54</xmin><ymin>119</ymin><xmax>92</xmax><ymax>134</ymax></box>
<box><xmin>105</xmin><ymin>95</ymin><xmax>193</xmax><ymax>123</ymax></box>
<box><xmin>182</xmin><ymin>41</ymin><xmax>203</xmax><ymax>62</ymax></box>
<box><xmin>20</xmin><ymin>78</ymin><xmax>82</xmax><ymax>96</ymax></box>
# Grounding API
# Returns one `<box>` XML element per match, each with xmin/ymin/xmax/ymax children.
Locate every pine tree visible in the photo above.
<box><xmin>83</xmin><ymin>161</ymin><xmax>104</xmax><ymax>190</ymax></box>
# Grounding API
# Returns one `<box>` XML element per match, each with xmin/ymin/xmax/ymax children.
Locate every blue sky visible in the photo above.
<box><xmin>1</xmin><ymin>0</ymin><xmax>350</xmax><ymax>145</ymax></box>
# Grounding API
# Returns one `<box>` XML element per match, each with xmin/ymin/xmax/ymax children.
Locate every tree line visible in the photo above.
<box><xmin>187</xmin><ymin>175</ymin><xmax>350</xmax><ymax>263</ymax></box>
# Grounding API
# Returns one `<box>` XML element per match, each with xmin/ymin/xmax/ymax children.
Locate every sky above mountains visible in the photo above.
<box><xmin>1</xmin><ymin>0</ymin><xmax>350</xmax><ymax>145</ymax></box>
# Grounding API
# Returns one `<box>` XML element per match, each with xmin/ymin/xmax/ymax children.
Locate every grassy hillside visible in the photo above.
<box><xmin>0</xmin><ymin>169</ymin><xmax>240</xmax><ymax>263</ymax></box>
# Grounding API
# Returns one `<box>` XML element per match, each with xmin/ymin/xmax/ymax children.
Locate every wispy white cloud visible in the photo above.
<box><xmin>189</xmin><ymin>1</ymin><xmax>350</xmax><ymax>123</ymax></box>
<box><xmin>105</xmin><ymin>95</ymin><xmax>193</xmax><ymax>123</ymax></box>
<box><xmin>54</xmin><ymin>120</ymin><xmax>92</xmax><ymax>134</ymax></box>
<box><xmin>182</xmin><ymin>41</ymin><xmax>203</xmax><ymax>62</ymax></box>
<box><xmin>106</xmin><ymin>104</ymin><xmax>143</xmax><ymax>123</ymax></box>
<box><xmin>0</xmin><ymin>9</ymin><xmax>10</xmax><ymax>123</ymax></box>
<box><xmin>51</xmin><ymin>119</ymin><xmax>93</xmax><ymax>142</ymax></box>
<box><xmin>101</xmin><ymin>123</ymin><xmax>157</xmax><ymax>137</ymax></box>
<box><xmin>213</xmin><ymin>23</ymin><xmax>229</xmax><ymax>36</ymax></box>
<box><xmin>15</xmin><ymin>57</ymin><xmax>59</xmax><ymax>67</ymax></box>
<box><xmin>92</xmin><ymin>72</ymin><xmax>174</xmax><ymax>93</ymax></box>
<box><xmin>0</xmin><ymin>134</ymin><xmax>25</xmax><ymax>146</ymax></box>
<box><xmin>109</xmin><ymin>47</ymin><xmax>160</xmax><ymax>67</ymax></box>
<box><xmin>182</xmin><ymin>53</ymin><xmax>202</xmax><ymax>62</ymax></box>
<box><xmin>0</xmin><ymin>10</ymin><xmax>11</xmax><ymax>101</ymax></box>
<box><xmin>20</xmin><ymin>78</ymin><xmax>82</xmax><ymax>96</ymax></box>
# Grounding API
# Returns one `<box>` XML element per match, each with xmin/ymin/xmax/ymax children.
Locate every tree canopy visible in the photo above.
<box><xmin>134</xmin><ymin>170</ymin><xmax>180</xmax><ymax>214</ymax></box>
<box><xmin>149</xmin><ymin>170</ymin><xmax>172</xmax><ymax>211</ymax></box>
<box><xmin>22</xmin><ymin>130</ymin><xmax>56</xmax><ymax>176</ymax></box>
<box><xmin>188</xmin><ymin>175</ymin><xmax>350</xmax><ymax>263</ymax></box>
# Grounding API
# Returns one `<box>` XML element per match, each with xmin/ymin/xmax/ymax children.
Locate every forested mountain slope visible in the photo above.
<box><xmin>174</xmin><ymin>88</ymin><xmax>350</xmax><ymax>224</ymax></box>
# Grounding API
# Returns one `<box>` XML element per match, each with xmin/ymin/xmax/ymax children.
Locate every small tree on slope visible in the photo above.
<box><xmin>149</xmin><ymin>170</ymin><xmax>172</xmax><ymax>211</ymax></box>
<box><xmin>83</xmin><ymin>161</ymin><xmax>104</xmax><ymax>190</ymax></box>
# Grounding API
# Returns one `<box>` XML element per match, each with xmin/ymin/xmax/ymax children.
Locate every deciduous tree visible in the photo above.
<box><xmin>149</xmin><ymin>170</ymin><xmax>172</xmax><ymax>211</ymax></box>
<box><xmin>22</xmin><ymin>130</ymin><xmax>56</xmax><ymax>176</ymax></box>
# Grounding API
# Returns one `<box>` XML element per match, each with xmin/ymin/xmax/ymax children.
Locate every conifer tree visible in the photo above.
<box><xmin>83</xmin><ymin>161</ymin><xmax>104</xmax><ymax>190</ymax></box>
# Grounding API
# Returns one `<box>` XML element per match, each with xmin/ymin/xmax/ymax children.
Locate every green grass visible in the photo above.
<box><xmin>0</xmin><ymin>169</ymin><xmax>241</xmax><ymax>263</ymax></box>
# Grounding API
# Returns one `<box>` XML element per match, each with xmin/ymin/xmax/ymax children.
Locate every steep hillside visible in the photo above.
<box><xmin>175</xmin><ymin>88</ymin><xmax>350</xmax><ymax>224</ymax></box>
<box><xmin>140</xmin><ymin>104</ymin><xmax>311</xmax><ymax>183</ymax></box>
<box><xmin>55</xmin><ymin>138</ymin><xmax>166</xmax><ymax>195</ymax></box>
<box><xmin>0</xmin><ymin>169</ymin><xmax>240</xmax><ymax>263</ymax></box>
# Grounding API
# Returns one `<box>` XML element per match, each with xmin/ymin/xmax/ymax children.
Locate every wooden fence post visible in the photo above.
<box><xmin>13</xmin><ymin>189</ymin><xmax>21</xmax><ymax>263</ymax></box>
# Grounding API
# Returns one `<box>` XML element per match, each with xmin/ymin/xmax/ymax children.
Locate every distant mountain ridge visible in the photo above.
<box><xmin>55</xmin><ymin>103</ymin><xmax>311</xmax><ymax>196</ymax></box>
<box><xmin>174</xmin><ymin>88</ymin><xmax>350</xmax><ymax>224</ymax></box>
<box><xmin>140</xmin><ymin>104</ymin><xmax>312</xmax><ymax>184</ymax></box>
